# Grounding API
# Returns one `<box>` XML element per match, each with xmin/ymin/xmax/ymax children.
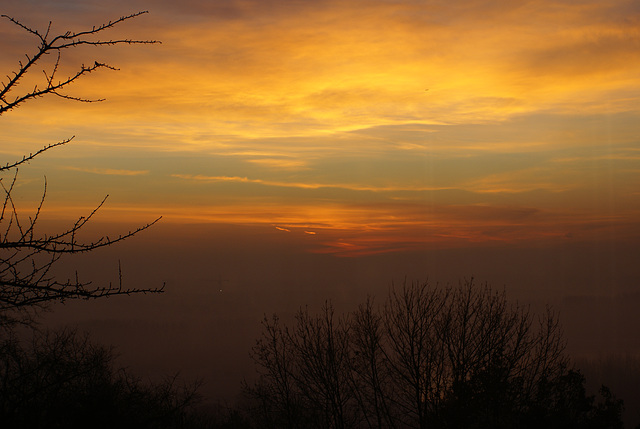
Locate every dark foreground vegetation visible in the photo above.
<box><xmin>0</xmin><ymin>280</ymin><xmax>632</xmax><ymax>428</ymax></box>
<box><xmin>0</xmin><ymin>328</ymin><xmax>202</xmax><ymax>429</ymax></box>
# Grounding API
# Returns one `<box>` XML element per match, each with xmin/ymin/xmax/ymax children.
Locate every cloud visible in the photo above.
<box><xmin>3</xmin><ymin>0</ymin><xmax>639</xmax><ymax>258</ymax></box>
<box><xmin>64</xmin><ymin>167</ymin><xmax>149</xmax><ymax>176</ymax></box>
<box><xmin>7</xmin><ymin>0</ymin><xmax>637</xmax><ymax>148</ymax></box>
<box><xmin>170</xmin><ymin>174</ymin><xmax>451</xmax><ymax>193</ymax></box>
<box><xmin>245</xmin><ymin>158</ymin><xmax>309</xmax><ymax>170</ymax></box>
<box><xmin>461</xmin><ymin>167</ymin><xmax>573</xmax><ymax>194</ymax></box>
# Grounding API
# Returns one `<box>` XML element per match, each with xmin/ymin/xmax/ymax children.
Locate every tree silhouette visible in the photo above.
<box><xmin>349</xmin><ymin>297</ymin><xmax>395</xmax><ymax>428</ymax></box>
<box><xmin>0</xmin><ymin>12</ymin><xmax>214</xmax><ymax>428</ymax></box>
<box><xmin>246</xmin><ymin>279</ymin><xmax>625</xmax><ymax>429</ymax></box>
<box><xmin>0</xmin><ymin>328</ymin><xmax>202</xmax><ymax>429</ymax></box>
<box><xmin>246</xmin><ymin>314</ymin><xmax>304</xmax><ymax>429</ymax></box>
<box><xmin>0</xmin><ymin>11</ymin><xmax>161</xmax><ymax>326</ymax></box>
<box><xmin>248</xmin><ymin>305</ymin><xmax>356</xmax><ymax>429</ymax></box>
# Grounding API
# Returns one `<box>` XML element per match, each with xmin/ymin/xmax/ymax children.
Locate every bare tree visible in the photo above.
<box><xmin>434</xmin><ymin>281</ymin><xmax>567</xmax><ymax>427</ymax></box>
<box><xmin>247</xmin><ymin>304</ymin><xmax>357</xmax><ymax>429</ymax></box>
<box><xmin>349</xmin><ymin>297</ymin><xmax>395</xmax><ymax>429</ymax></box>
<box><xmin>382</xmin><ymin>281</ymin><xmax>450</xmax><ymax>429</ymax></box>
<box><xmin>248</xmin><ymin>314</ymin><xmax>303</xmax><ymax>429</ymax></box>
<box><xmin>289</xmin><ymin>303</ymin><xmax>355</xmax><ymax>429</ymax></box>
<box><xmin>246</xmin><ymin>280</ymin><xmax>624</xmax><ymax>429</ymax></box>
<box><xmin>0</xmin><ymin>11</ymin><xmax>161</xmax><ymax>326</ymax></box>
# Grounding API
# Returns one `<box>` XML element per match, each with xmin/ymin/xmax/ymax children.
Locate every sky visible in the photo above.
<box><xmin>1</xmin><ymin>0</ymin><xmax>640</xmax><ymax>406</ymax></box>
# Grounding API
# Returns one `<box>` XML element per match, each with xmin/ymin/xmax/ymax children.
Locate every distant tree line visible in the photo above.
<box><xmin>243</xmin><ymin>280</ymin><xmax>625</xmax><ymax>429</ymax></box>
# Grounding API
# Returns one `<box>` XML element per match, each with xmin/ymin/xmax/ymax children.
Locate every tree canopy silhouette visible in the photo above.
<box><xmin>0</xmin><ymin>328</ymin><xmax>203</xmax><ymax>429</ymax></box>
<box><xmin>0</xmin><ymin>11</ymin><xmax>161</xmax><ymax>326</ymax></box>
<box><xmin>245</xmin><ymin>279</ymin><xmax>624</xmax><ymax>429</ymax></box>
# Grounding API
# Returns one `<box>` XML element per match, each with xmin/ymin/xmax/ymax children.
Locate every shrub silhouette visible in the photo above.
<box><xmin>0</xmin><ymin>328</ymin><xmax>201</xmax><ymax>429</ymax></box>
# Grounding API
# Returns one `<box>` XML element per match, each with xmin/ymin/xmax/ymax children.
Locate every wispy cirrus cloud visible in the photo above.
<box><xmin>64</xmin><ymin>167</ymin><xmax>150</xmax><ymax>176</ymax></box>
<box><xmin>245</xmin><ymin>158</ymin><xmax>309</xmax><ymax>170</ymax></box>
<box><xmin>170</xmin><ymin>173</ymin><xmax>451</xmax><ymax>193</ymax></box>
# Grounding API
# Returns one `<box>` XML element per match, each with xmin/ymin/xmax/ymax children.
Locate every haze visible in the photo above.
<box><xmin>1</xmin><ymin>0</ymin><xmax>639</xmax><ymax>406</ymax></box>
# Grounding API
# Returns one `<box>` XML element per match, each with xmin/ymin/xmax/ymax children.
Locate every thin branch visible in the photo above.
<box><xmin>0</xmin><ymin>11</ymin><xmax>160</xmax><ymax>115</ymax></box>
<box><xmin>0</xmin><ymin>11</ymin><xmax>163</xmax><ymax>325</ymax></box>
<box><xmin>0</xmin><ymin>137</ymin><xmax>73</xmax><ymax>172</ymax></box>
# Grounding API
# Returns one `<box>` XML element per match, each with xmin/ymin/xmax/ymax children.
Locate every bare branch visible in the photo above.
<box><xmin>0</xmin><ymin>137</ymin><xmax>72</xmax><ymax>172</ymax></box>
<box><xmin>0</xmin><ymin>11</ymin><xmax>160</xmax><ymax>116</ymax></box>
<box><xmin>1</xmin><ymin>11</ymin><xmax>162</xmax><ymax>326</ymax></box>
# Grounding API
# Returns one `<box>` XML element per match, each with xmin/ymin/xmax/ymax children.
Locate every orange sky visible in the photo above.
<box><xmin>4</xmin><ymin>2</ymin><xmax>640</xmax><ymax>409</ymax></box>
<box><xmin>2</xmin><ymin>0</ymin><xmax>640</xmax><ymax>256</ymax></box>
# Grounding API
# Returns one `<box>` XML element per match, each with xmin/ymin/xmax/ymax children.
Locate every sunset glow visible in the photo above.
<box><xmin>4</xmin><ymin>3</ymin><xmax>640</xmax><ymax>418</ymax></box>
<box><xmin>1</xmin><ymin>0</ymin><xmax>639</xmax><ymax>256</ymax></box>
